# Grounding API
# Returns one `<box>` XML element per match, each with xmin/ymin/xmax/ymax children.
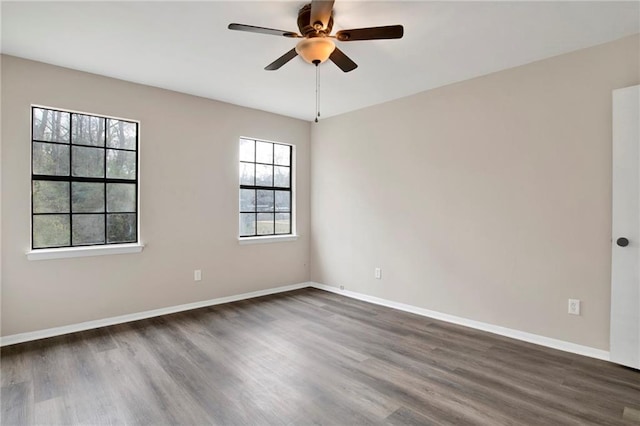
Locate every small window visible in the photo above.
<box><xmin>239</xmin><ymin>138</ymin><xmax>292</xmax><ymax>237</ymax></box>
<box><xmin>31</xmin><ymin>106</ymin><xmax>139</xmax><ymax>249</ymax></box>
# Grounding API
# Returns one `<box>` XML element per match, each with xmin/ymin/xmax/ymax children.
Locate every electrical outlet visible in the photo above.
<box><xmin>339</xmin><ymin>285</ymin><xmax>344</xmax><ymax>290</ymax></box>
<box><xmin>194</xmin><ymin>270</ymin><xmax>202</xmax><ymax>281</ymax></box>
<box><xmin>375</xmin><ymin>268</ymin><xmax>382</xmax><ymax>279</ymax></box>
<box><xmin>568</xmin><ymin>299</ymin><xmax>580</xmax><ymax>315</ymax></box>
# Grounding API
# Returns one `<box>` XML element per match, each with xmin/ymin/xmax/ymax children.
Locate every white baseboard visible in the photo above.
<box><xmin>1</xmin><ymin>281</ymin><xmax>611</xmax><ymax>363</ymax></box>
<box><xmin>309</xmin><ymin>282</ymin><xmax>610</xmax><ymax>362</ymax></box>
<box><xmin>0</xmin><ymin>282</ymin><xmax>311</xmax><ymax>347</ymax></box>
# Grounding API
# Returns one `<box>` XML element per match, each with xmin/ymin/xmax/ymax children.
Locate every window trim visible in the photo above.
<box><xmin>237</xmin><ymin>235</ymin><xmax>298</xmax><ymax>245</ymax></box>
<box><xmin>27</xmin><ymin>243</ymin><xmax>144</xmax><ymax>261</ymax></box>
<box><xmin>28</xmin><ymin>104</ymin><xmax>142</xmax><ymax>257</ymax></box>
<box><xmin>238</xmin><ymin>137</ymin><xmax>296</xmax><ymax>240</ymax></box>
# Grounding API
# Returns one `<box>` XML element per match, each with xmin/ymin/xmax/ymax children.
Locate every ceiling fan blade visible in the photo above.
<box><xmin>329</xmin><ymin>47</ymin><xmax>357</xmax><ymax>73</ymax></box>
<box><xmin>265</xmin><ymin>48</ymin><xmax>299</xmax><ymax>71</ymax></box>
<box><xmin>336</xmin><ymin>25</ymin><xmax>404</xmax><ymax>41</ymax></box>
<box><xmin>228</xmin><ymin>23</ymin><xmax>299</xmax><ymax>38</ymax></box>
<box><xmin>310</xmin><ymin>0</ymin><xmax>335</xmax><ymax>30</ymax></box>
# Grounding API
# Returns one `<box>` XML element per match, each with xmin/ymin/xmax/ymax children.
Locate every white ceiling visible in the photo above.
<box><xmin>2</xmin><ymin>1</ymin><xmax>638</xmax><ymax>121</ymax></box>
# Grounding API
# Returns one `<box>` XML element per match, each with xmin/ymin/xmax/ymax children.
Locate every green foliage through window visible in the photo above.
<box><xmin>31</xmin><ymin>107</ymin><xmax>139</xmax><ymax>249</ymax></box>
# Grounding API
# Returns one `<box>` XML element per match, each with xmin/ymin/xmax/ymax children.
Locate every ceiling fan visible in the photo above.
<box><xmin>228</xmin><ymin>0</ymin><xmax>404</xmax><ymax>73</ymax></box>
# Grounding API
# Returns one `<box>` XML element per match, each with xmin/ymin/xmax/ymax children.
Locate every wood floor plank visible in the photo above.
<box><xmin>1</xmin><ymin>381</ymin><xmax>32</xmax><ymax>426</ymax></box>
<box><xmin>426</xmin><ymin>346</ymin><xmax>629</xmax><ymax>423</ymax></box>
<box><xmin>33</xmin><ymin>396</ymin><xmax>71</xmax><ymax>426</ymax></box>
<box><xmin>386</xmin><ymin>406</ymin><xmax>437</xmax><ymax>426</ymax></box>
<box><xmin>96</xmin><ymin>323</ymin><xmax>213</xmax><ymax>425</ymax></box>
<box><xmin>29</xmin><ymin>338</ymin><xmax>71</xmax><ymax>404</ymax></box>
<box><xmin>1</xmin><ymin>287</ymin><xmax>639</xmax><ymax>425</ymax></box>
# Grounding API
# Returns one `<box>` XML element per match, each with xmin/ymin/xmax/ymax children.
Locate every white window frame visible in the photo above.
<box><xmin>27</xmin><ymin>104</ymin><xmax>144</xmax><ymax>260</ymax></box>
<box><xmin>238</xmin><ymin>137</ymin><xmax>297</xmax><ymax>244</ymax></box>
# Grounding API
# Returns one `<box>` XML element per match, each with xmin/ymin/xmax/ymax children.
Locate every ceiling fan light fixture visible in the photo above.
<box><xmin>295</xmin><ymin>37</ymin><xmax>336</xmax><ymax>65</ymax></box>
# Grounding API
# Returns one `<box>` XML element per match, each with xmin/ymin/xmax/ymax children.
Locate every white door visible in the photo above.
<box><xmin>610</xmin><ymin>85</ymin><xmax>640</xmax><ymax>369</ymax></box>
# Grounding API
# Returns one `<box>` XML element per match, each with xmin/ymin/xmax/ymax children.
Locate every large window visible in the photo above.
<box><xmin>239</xmin><ymin>138</ymin><xmax>292</xmax><ymax>237</ymax></box>
<box><xmin>31</xmin><ymin>106</ymin><xmax>139</xmax><ymax>249</ymax></box>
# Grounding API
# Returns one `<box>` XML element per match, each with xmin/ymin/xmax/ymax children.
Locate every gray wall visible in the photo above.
<box><xmin>310</xmin><ymin>35</ymin><xmax>640</xmax><ymax>350</ymax></box>
<box><xmin>3</xmin><ymin>35</ymin><xmax>639</xmax><ymax>351</ymax></box>
<box><xmin>1</xmin><ymin>55</ymin><xmax>311</xmax><ymax>336</ymax></box>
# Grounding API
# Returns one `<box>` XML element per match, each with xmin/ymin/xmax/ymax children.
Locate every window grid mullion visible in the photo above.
<box><xmin>240</xmin><ymin>185</ymin><xmax>291</xmax><ymax>191</ymax></box>
<box><xmin>33</xmin><ymin>175</ymin><xmax>134</xmax><ymax>184</ymax></box>
<box><xmin>134</xmin><ymin>122</ymin><xmax>139</xmax><ymax>244</ymax></box>
<box><xmin>272</xmin><ymin>143</ymin><xmax>275</xmax><ymax>234</ymax></box>
<box><xmin>31</xmin><ymin>138</ymin><xmax>137</xmax><ymax>153</ymax></box>
<box><xmin>254</xmin><ymin>212</ymin><xmax>257</xmax><ymax>236</ymax></box>
<box><xmin>31</xmin><ymin>107</ymin><xmax>35</xmax><ymax>249</ymax></box>
<box><xmin>103</xmin><ymin>116</ymin><xmax>108</xmax><ymax>243</ymax></box>
<box><xmin>69</xmin><ymin>113</ymin><xmax>74</xmax><ymax>246</ymax></box>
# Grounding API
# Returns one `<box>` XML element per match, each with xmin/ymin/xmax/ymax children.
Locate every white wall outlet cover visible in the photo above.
<box><xmin>568</xmin><ymin>299</ymin><xmax>580</xmax><ymax>315</ymax></box>
<box><xmin>194</xmin><ymin>270</ymin><xmax>202</xmax><ymax>281</ymax></box>
<box><xmin>375</xmin><ymin>268</ymin><xmax>382</xmax><ymax>279</ymax></box>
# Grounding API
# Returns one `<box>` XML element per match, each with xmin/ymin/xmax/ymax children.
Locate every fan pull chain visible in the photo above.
<box><xmin>317</xmin><ymin>62</ymin><xmax>321</xmax><ymax>120</ymax></box>
<box><xmin>314</xmin><ymin>62</ymin><xmax>320</xmax><ymax>123</ymax></box>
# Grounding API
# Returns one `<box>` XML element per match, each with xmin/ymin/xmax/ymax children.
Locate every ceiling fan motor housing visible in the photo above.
<box><xmin>297</xmin><ymin>3</ymin><xmax>333</xmax><ymax>36</ymax></box>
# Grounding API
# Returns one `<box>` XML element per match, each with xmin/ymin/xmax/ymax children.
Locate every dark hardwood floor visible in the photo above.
<box><xmin>1</xmin><ymin>288</ymin><xmax>639</xmax><ymax>425</ymax></box>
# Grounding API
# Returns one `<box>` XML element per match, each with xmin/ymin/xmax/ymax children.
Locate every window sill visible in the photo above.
<box><xmin>27</xmin><ymin>243</ymin><xmax>144</xmax><ymax>261</ymax></box>
<box><xmin>238</xmin><ymin>235</ymin><xmax>298</xmax><ymax>245</ymax></box>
